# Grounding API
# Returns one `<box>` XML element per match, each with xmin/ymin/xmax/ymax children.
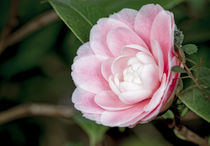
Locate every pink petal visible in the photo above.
<box><xmin>162</xmin><ymin>57</ymin><xmax>180</xmax><ymax>105</ymax></box>
<box><xmin>100</xmin><ymin>99</ymin><xmax>150</xmax><ymax>127</ymax></box>
<box><xmin>94</xmin><ymin>90</ymin><xmax>132</xmax><ymax>111</ymax></box>
<box><xmin>101</xmin><ymin>58</ymin><xmax>114</xmax><ymax>81</ymax></box>
<box><xmin>134</xmin><ymin>4</ymin><xmax>163</xmax><ymax>46</ymax></box>
<box><xmin>111</xmin><ymin>55</ymin><xmax>130</xmax><ymax>74</ymax></box>
<box><xmin>141</xmin><ymin>105</ymin><xmax>161</xmax><ymax>122</ymax></box>
<box><xmin>150</xmin><ymin>10</ymin><xmax>174</xmax><ymax>74</ymax></box>
<box><xmin>119</xmin><ymin>90</ymin><xmax>152</xmax><ymax>104</ymax></box>
<box><xmin>107</xmin><ymin>27</ymin><xmax>148</xmax><ymax>57</ymax></box>
<box><xmin>72</xmin><ymin>55</ymin><xmax>109</xmax><ymax>93</ymax></box>
<box><xmin>72</xmin><ymin>88</ymin><xmax>104</xmax><ymax>114</ymax></box>
<box><xmin>90</xmin><ymin>18</ymin><xmax>129</xmax><ymax>57</ymax></box>
<box><xmin>143</xmin><ymin>74</ymin><xmax>166</xmax><ymax>111</ymax></box>
<box><xmin>140</xmin><ymin>64</ymin><xmax>159</xmax><ymax>90</ymax></box>
<box><xmin>108</xmin><ymin>76</ymin><xmax>121</xmax><ymax>95</ymax></box>
<box><xmin>124</xmin><ymin>111</ymin><xmax>150</xmax><ymax>127</ymax></box>
<box><xmin>83</xmin><ymin>113</ymin><xmax>102</xmax><ymax>124</ymax></box>
<box><xmin>110</xmin><ymin>8</ymin><xmax>138</xmax><ymax>29</ymax></box>
<box><xmin>121</xmin><ymin>44</ymin><xmax>151</xmax><ymax>56</ymax></box>
<box><xmin>151</xmin><ymin>40</ymin><xmax>164</xmax><ymax>80</ymax></box>
<box><xmin>76</xmin><ymin>43</ymin><xmax>94</xmax><ymax>59</ymax></box>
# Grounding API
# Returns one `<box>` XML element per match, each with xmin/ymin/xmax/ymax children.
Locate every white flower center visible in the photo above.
<box><xmin>108</xmin><ymin>51</ymin><xmax>160</xmax><ymax>104</ymax></box>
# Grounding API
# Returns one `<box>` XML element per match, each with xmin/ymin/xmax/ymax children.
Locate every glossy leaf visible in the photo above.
<box><xmin>182</xmin><ymin>44</ymin><xmax>198</xmax><ymax>55</ymax></box>
<box><xmin>172</xmin><ymin>66</ymin><xmax>186</xmax><ymax>73</ymax></box>
<box><xmin>49</xmin><ymin>0</ymin><xmax>107</xmax><ymax>43</ymax></box>
<box><xmin>177</xmin><ymin>87</ymin><xmax>210</xmax><ymax>122</ymax></box>
<box><xmin>162</xmin><ymin>110</ymin><xmax>174</xmax><ymax>119</ymax></box>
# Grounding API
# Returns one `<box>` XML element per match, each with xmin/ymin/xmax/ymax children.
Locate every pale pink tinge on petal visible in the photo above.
<box><xmin>100</xmin><ymin>99</ymin><xmax>150</xmax><ymax>127</ymax></box>
<box><xmin>72</xmin><ymin>88</ymin><xmax>104</xmax><ymax>114</ymax></box>
<box><xmin>72</xmin><ymin>55</ymin><xmax>110</xmax><ymax>93</ymax></box>
<box><xmin>111</xmin><ymin>55</ymin><xmax>130</xmax><ymax>74</ymax></box>
<box><xmin>110</xmin><ymin>8</ymin><xmax>138</xmax><ymax>29</ymax></box>
<box><xmin>75</xmin><ymin>43</ymin><xmax>94</xmax><ymax>60</ymax></box>
<box><xmin>83</xmin><ymin>113</ymin><xmax>102</xmax><ymax>124</ymax></box>
<box><xmin>140</xmin><ymin>64</ymin><xmax>160</xmax><ymax>89</ymax></box>
<box><xmin>90</xmin><ymin>18</ymin><xmax>130</xmax><ymax>57</ymax></box>
<box><xmin>107</xmin><ymin>27</ymin><xmax>148</xmax><ymax>57</ymax></box>
<box><xmin>94</xmin><ymin>90</ymin><xmax>132</xmax><ymax>111</ymax></box>
<box><xmin>143</xmin><ymin>74</ymin><xmax>166</xmax><ymax>111</ymax></box>
<box><xmin>150</xmin><ymin>10</ymin><xmax>174</xmax><ymax>74</ymax></box>
<box><xmin>119</xmin><ymin>90</ymin><xmax>152</xmax><ymax>104</ymax></box>
<box><xmin>151</xmin><ymin>40</ymin><xmax>164</xmax><ymax>80</ymax></box>
<box><xmin>121</xmin><ymin>44</ymin><xmax>151</xmax><ymax>56</ymax></box>
<box><xmin>101</xmin><ymin>58</ymin><xmax>114</xmax><ymax>81</ymax></box>
<box><xmin>134</xmin><ymin>4</ymin><xmax>163</xmax><ymax>46</ymax></box>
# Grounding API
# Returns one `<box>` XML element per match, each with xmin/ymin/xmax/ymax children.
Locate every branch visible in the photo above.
<box><xmin>0</xmin><ymin>0</ymin><xmax>19</xmax><ymax>54</ymax></box>
<box><xmin>0</xmin><ymin>10</ymin><xmax>59</xmax><ymax>54</ymax></box>
<box><xmin>0</xmin><ymin>103</ymin><xmax>74</xmax><ymax>124</ymax></box>
<box><xmin>175</xmin><ymin>45</ymin><xmax>204</xmax><ymax>91</ymax></box>
<box><xmin>175</xmin><ymin>126</ymin><xmax>208</xmax><ymax>146</ymax></box>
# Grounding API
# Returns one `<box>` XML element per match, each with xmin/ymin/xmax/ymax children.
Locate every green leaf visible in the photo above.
<box><xmin>199</xmin><ymin>67</ymin><xmax>210</xmax><ymax>87</ymax></box>
<box><xmin>49</xmin><ymin>0</ymin><xmax>107</xmax><ymax>43</ymax></box>
<box><xmin>72</xmin><ymin>112</ymin><xmax>108</xmax><ymax>146</ymax></box>
<box><xmin>49</xmin><ymin>0</ymin><xmax>185</xmax><ymax>43</ymax></box>
<box><xmin>182</xmin><ymin>44</ymin><xmax>198</xmax><ymax>55</ymax></box>
<box><xmin>162</xmin><ymin>110</ymin><xmax>174</xmax><ymax>119</ymax></box>
<box><xmin>176</xmin><ymin>79</ymin><xmax>183</xmax><ymax>95</ymax></box>
<box><xmin>177</xmin><ymin>87</ymin><xmax>210</xmax><ymax>122</ymax></box>
<box><xmin>172</xmin><ymin>66</ymin><xmax>186</xmax><ymax>73</ymax></box>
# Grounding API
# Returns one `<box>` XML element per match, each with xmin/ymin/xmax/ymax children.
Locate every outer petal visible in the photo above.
<box><xmin>83</xmin><ymin>113</ymin><xmax>102</xmax><ymax>124</ymax></box>
<box><xmin>150</xmin><ymin>10</ymin><xmax>174</xmax><ymax>74</ymax></box>
<box><xmin>134</xmin><ymin>4</ymin><xmax>163</xmax><ymax>46</ymax></box>
<box><xmin>72</xmin><ymin>55</ymin><xmax>109</xmax><ymax>93</ymax></box>
<box><xmin>72</xmin><ymin>88</ymin><xmax>104</xmax><ymax>114</ymax></box>
<box><xmin>90</xmin><ymin>18</ymin><xmax>130</xmax><ymax>57</ymax></box>
<box><xmin>143</xmin><ymin>74</ymin><xmax>166</xmax><ymax>111</ymax></box>
<box><xmin>161</xmin><ymin>57</ymin><xmax>180</xmax><ymax>110</ymax></box>
<box><xmin>94</xmin><ymin>90</ymin><xmax>132</xmax><ymax>111</ymax></box>
<box><xmin>151</xmin><ymin>40</ymin><xmax>164</xmax><ymax>80</ymax></box>
<box><xmin>107</xmin><ymin>27</ymin><xmax>148</xmax><ymax>57</ymax></box>
<box><xmin>100</xmin><ymin>99</ymin><xmax>150</xmax><ymax>127</ymax></box>
<box><xmin>76</xmin><ymin>43</ymin><xmax>94</xmax><ymax>59</ymax></box>
<box><xmin>110</xmin><ymin>8</ymin><xmax>138</xmax><ymax>29</ymax></box>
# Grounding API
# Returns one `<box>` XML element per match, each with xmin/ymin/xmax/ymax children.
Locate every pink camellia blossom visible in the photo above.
<box><xmin>71</xmin><ymin>4</ymin><xmax>181</xmax><ymax>127</ymax></box>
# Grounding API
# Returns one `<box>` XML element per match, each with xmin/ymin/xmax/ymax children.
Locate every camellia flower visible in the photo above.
<box><xmin>71</xmin><ymin>4</ymin><xmax>181</xmax><ymax>127</ymax></box>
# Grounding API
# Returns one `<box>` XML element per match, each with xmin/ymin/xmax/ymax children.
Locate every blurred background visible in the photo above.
<box><xmin>0</xmin><ymin>0</ymin><xmax>210</xmax><ymax>146</ymax></box>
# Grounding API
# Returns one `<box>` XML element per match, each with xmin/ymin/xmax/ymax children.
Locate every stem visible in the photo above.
<box><xmin>0</xmin><ymin>10</ymin><xmax>59</xmax><ymax>55</ymax></box>
<box><xmin>175</xmin><ymin>126</ymin><xmax>208</xmax><ymax>146</ymax></box>
<box><xmin>0</xmin><ymin>103</ymin><xmax>74</xmax><ymax>124</ymax></box>
<box><xmin>175</xmin><ymin>45</ymin><xmax>204</xmax><ymax>91</ymax></box>
<box><xmin>183</xmin><ymin>63</ymin><xmax>203</xmax><ymax>90</ymax></box>
<box><xmin>0</xmin><ymin>0</ymin><xmax>19</xmax><ymax>54</ymax></box>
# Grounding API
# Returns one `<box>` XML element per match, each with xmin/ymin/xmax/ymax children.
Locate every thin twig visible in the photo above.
<box><xmin>175</xmin><ymin>45</ymin><xmax>204</xmax><ymax>91</ymax></box>
<box><xmin>0</xmin><ymin>103</ymin><xmax>74</xmax><ymax>124</ymax></box>
<box><xmin>0</xmin><ymin>10</ymin><xmax>59</xmax><ymax>54</ymax></box>
<box><xmin>175</xmin><ymin>126</ymin><xmax>208</xmax><ymax>146</ymax></box>
<box><xmin>0</xmin><ymin>0</ymin><xmax>19</xmax><ymax>54</ymax></box>
<box><xmin>165</xmin><ymin>108</ymin><xmax>209</xmax><ymax>146</ymax></box>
